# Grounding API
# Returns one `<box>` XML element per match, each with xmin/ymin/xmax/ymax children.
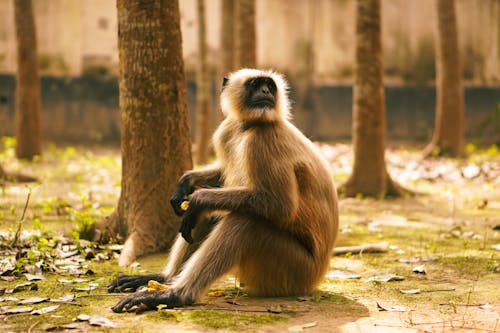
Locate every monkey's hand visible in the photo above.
<box><xmin>111</xmin><ymin>289</ymin><xmax>184</xmax><ymax>313</ymax></box>
<box><xmin>170</xmin><ymin>175</ymin><xmax>193</xmax><ymax>216</ymax></box>
<box><xmin>178</xmin><ymin>193</ymin><xmax>204</xmax><ymax>243</ymax></box>
<box><xmin>107</xmin><ymin>274</ymin><xmax>167</xmax><ymax>293</ymax></box>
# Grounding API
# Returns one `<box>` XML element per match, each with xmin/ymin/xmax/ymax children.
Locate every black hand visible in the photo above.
<box><xmin>178</xmin><ymin>196</ymin><xmax>203</xmax><ymax>243</ymax></box>
<box><xmin>107</xmin><ymin>274</ymin><xmax>166</xmax><ymax>293</ymax></box>
<box><xmin>111</xmin><ymin>290</ymin><xmax>183</xmax><ymax>313</ymax></box>
<box><xmin>170</xmin><ymin>175</ymin><xmax>192</xmax><ymax>216</ymax></box>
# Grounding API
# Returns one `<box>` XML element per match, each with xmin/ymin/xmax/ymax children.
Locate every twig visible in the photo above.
<box><xmin>421</xmin><ymin>287</ymin><xmax>456</xmax><ymax>293</ymax></box>
<box><xmin>11</xmin><ymin>189</ymin><xmax>31</xmax><ymax>247</ymax></box>
<box><xmin>333</xmin><ymin>242</ymin><xmax>388</xmax><ymax>255</ymax></box>
<box><xmin>28</xmin><ymin>321</ymin><xmax>40</xmax><ymax>333</ymax></box>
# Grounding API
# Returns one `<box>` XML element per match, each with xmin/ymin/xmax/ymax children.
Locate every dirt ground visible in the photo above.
<box><xmin>0</xmin><ymin>141</ymin><xmax>499</xmax><ymax>332</ymax></box>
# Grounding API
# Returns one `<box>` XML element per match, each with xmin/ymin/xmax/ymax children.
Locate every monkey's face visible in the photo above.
<box><xmin>221</xmin><ymin>69</ymin><xmax>290</xmax><ymax>123</ymax></box>
<box><xmin>243</xmin><ymin>77</ymin><xmax>277</xmax><ymax>110</ymax></box>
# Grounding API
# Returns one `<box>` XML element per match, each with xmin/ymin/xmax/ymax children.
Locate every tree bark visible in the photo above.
<box><xmin>14</xmin><ymin>0</ymin><xmax>42</xmax><ymax>160</ymax></box>
<box><xmin>423</xmin><ymin>0</ymin><xmax>464</xmax><ymax>157</ymax></box>
<box><xmin>216</xmin><ymin>0</ymin><xmax>236</xmax><ymax>123</ymax></box>
<box><xmin>96</xmin><ymin>0</ymin><xmax>193</xmax><ymax>266</ymax></box>
<box><xmin>234</xmin><ymin>0</ymin><xmax>256</xmax><ymax>68</ymax></box>
<box><xmin>195</xmin><ymin>0</ymin><xmax>211</xmax><ymax>165</ymax></box>
<box><xmin>340</xmin><ymin>0</ymin><xmax>403</xmax><ymax>198</ymax></box>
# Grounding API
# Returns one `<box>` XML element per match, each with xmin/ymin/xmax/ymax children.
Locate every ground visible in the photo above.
<box><xmin>0</xmin><ymin>138</ymin><xmax>499</xmax><ymax>332</ymax></box>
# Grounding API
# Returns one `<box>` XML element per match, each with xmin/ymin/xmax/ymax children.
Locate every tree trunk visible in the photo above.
<box><xmin>234</xmin><ymin>0</ymin><xmax>256</xmax><ymax>68</ymax></box>
<box><xmin>14</xmin><ymin>0</ymin><xmax>42</xmax><ymax>160</ymax></box>
<box><xmin>96</xmin><ymin>0</ymin><xmax>193</xmax><ymax>266</ymax></box>
<box><xmin>216</xmin><ymin>0</ymin><xmax>236</xmax><ymax>123</ymax></box>
<box><xmin>340</xmin><ymin>0</ymin><xmax>403</xmax><ymax>198</ymax></box>
<box><xmin>423</xmin><ymin>0</ymin><xmax>464</xmax><ymax>157</ymax></box>
<box><xmin>195</xmin><ymin>0</ymin><xmax>211</xmax><ymax>165</ymax></box>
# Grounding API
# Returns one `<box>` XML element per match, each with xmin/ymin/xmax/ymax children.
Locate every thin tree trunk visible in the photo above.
<box><xmin>14</xmin><ymin>0</ymin><xmax>42</xmax><ymax>160</ymax></box>
<box><xmin>340</xmin><ymin>0</ymin><xmax>404</xmax><ymax>198</ymax></box>
<box><xmin>423</xmin><ymin>0</ymin><xmax>464</xmax><ymax>157</ymax></box>
<box><xmin>216</xmin><ymin>0</ymin><xmax>236</xmax><ymax>123</ymax></box>
<box><xmin>234</xmin><ymin>0</ymin><xmax>256</xmax><ymax>68</ymax></box>
<box><xmin>95</xmin><ymin>0</ymin><xmax>193</xmax><ymax>266</ymax></box>
<box><xmin>195</xmin><ymin>0</ymin><xmax>211</xmax><ymax>165</ymax></box>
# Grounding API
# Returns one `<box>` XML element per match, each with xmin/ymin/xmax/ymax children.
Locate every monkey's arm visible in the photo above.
<box><xmin>180</xmin><ymin>171</ymin><xmax>298</xmax><ymax>242</ymax></box>
<box><xmin>170</xmin><ymin>164</ymin><xmax>223</xmax><ymax>216</ymax></box>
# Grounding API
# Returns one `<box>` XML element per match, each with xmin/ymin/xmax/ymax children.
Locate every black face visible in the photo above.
<box><xmin>243</xmin><ymin>77</ymin><xmax>277</xmax><ymax>109</ymax></box>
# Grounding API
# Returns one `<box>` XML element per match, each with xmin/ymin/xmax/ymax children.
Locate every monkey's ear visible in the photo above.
<box><xmin>222</xmin><ymin>77</ymin><xmax>229</xmax><ymax>89</ymax></box>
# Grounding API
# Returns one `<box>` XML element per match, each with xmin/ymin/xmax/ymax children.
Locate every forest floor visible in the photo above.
<box><xmin>0</xmin><ymin>138</ymin><xmax>499</xmax><ymax>333</ymax></box>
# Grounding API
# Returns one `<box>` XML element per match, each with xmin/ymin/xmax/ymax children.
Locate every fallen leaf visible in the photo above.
<box><xmin>377</xmin><ymin>302</ymin><xmax>408</xmax><ymax>312</ymax></box>
<box><xmin>1</xmin><ymin>306</ymin><xmax>33</xmax><ymax>314</ymax></box>
<box><xmin>19</xmin><ymin>297</ymin><xmax>49</xmax><ymax>305</ymax></box>
<box><xmin>0</xmin><ymin>296</ymin><xmax>20</xmax><ymax>302</ymax></box>
<box><xmin>50</xmin><ymin>294</ymin><xmax>75</xmax><ymax>303</ymax></box>
<box><xmin>288</xmin><ymin>322</ymin><xmax>317</xmax><ymax>332</ymax></box>
<box><xmin>400</xmin><ymin>289</ymin><xmax>421</xmax><ymax>294</ymax></box>
<box><xmin>24</xmin><ymin>274</ymin><xmax>44</xmax><ymax>281</ymax></box>
<box><xmin>76</xmin><ymin>313</ymin><xmax>91</xmax><ymax>321</ymax></box>
<box><xmin>492</xmin><ymin>244</ymin><xmax>500</xmax><ymax>251</ymax></box>
<box><xmin>412</xmin><ymin>265</ymin><xmax>426</xmax><ymax>274</ymax></box>
<box><xmin>325</xmin><ymin>270</ymin><xmax>361</xmax><ymax>279</ymax></box>
<box><xmin>31</xmin><ymin>305</ymin><xmax>59</xmax><ymax>315</ymax></box>
<box><xmin>147</xmin><ymin>280</ymin><xmax>169</xmax><ymax>292</ymax></box>
<box><xmin>479</xmin><ymin>303</ymin><xmax>493</xmax><ymax>310</ymax></box>
<box><xmin>12</xmin><ymin>282</ymin><xmax>38</xmax><ymax>293</ymax></box>
<box><xmin>366</xmin><ymin>274</ymin><xmax>404</xmax><ymax>283</ymax></box>
<box><xmin>207</xmin><ymin>290</ymin><xmax>225</xmax><ymax>297</ymax></box>
<box><xmin>89</xmin><ymin>315</ymin><xmax>116</xmax><ymax>328</ymax></box>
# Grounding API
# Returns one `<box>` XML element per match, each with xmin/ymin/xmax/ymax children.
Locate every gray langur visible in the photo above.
<box><xmin>109</xmin><ymin>68</ymin><xmax>339</xmax><ymax>312</ymax></box>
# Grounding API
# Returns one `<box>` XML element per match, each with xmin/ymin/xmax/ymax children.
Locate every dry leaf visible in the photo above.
<box><xmin>147</xmin><ymin>280</ymin><xmax>169</xmax><ymax>292</ymax></box>
<box><xmin>400</xmin><ymin>289</ymin><xmax>421</xmax><ymax>294</ymax></box>
<box><xmin>31</xmin><ymin>305</ymin><xmax>59</xmax><ymax>315</ymax></box>
<box><xmin>12</xmin><ymin>282</ymin><xmax>38</xmax><ymax>293</ymax></box>
<box><xmin>288</xmin><ymin>322</ymin><xmax>317</xmax><ymax>332</ymax></box>
<box><xmin>377</xmin><ymin>302</ymin><xmax>408</xmax><ymax>312</ymax></box>
<box><xmin>1</xmin><ymin>306</ymin><xmax>33</xmax><ymax>314</ymax></box>
<box><xmin>19</xmin><ymin>297</ymin><xmax>49</xmax><ymax>305</ymax></box>
<box><xmin>77</xmin><ymin>314</ymin><xmax>91</xmax><ymax>321</ymax></box>
<box><xmin>412</xmin><ymin>265</ymin><xmax>426</xmax><ymax>274</ymax></box>
<box><xmin>207</xmin><ymin>290</ymin><xmax>225</xmax><ymax>297</ymax></box>
<box><xmin>89</xmin><ymin>315</ymin><xmax>116</xmax><ymax>328</ymax></box>
<box><xmin>366</xmin><ymin>274</ymin><xmax>404</xmax><ymax>283</ymax></box>
<box><xmin>24</xmin><ymin>274</ymin><xmax>44</xmax><ymax>281</ymax></box>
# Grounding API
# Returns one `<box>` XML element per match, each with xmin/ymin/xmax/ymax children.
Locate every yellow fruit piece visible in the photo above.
<box><xmin>207</xmin><ymin>290</ymin><xmax>225</xmax><ymax>297</ymax></box>
<box><xmin>146</xmin><ymin>280</ymin><xmax>169</xmax><ymax>292</ymax></box>
<box><xmin>180</xmin><ymin>201</ymin><xmax>190</xmax><ymax>211</ymax></box>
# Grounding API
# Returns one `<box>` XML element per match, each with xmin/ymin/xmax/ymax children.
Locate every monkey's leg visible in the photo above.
<box><xmin>108</xmin><ymin>215</ymin><xmax>220</xmax><ymax>293</ymax></box>
<box><xmin>112</xmin><ymin>214</ymin><xmax>243</xmax><ymax>312</ymax></box>
<box><xmin>163</xmin><ymin>214</ymin><xmax>221</xmax><ymax>279</ymax></box>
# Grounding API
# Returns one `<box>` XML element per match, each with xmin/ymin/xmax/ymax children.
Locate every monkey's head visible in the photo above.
<box><xmin>220</xmin><ymin>69</ymin><xmax>290</xmax><ymax>123</ymax></box>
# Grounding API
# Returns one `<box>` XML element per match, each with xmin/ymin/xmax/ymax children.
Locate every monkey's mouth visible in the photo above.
<box><xmin>249</xmin><ymin>97</ymin><xmax>275</xmax><ymax>109</ymax></box>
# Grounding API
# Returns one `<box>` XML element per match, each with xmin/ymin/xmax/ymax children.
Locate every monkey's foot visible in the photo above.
<box><xmin>111</xmin><ymin>290</ymin><xmax>184</xmax><ymax>313</ymax></box>
<box><xmin>107</xmin><ymin>274</ymin><xmax>167</xmax><ymax>293</ymax></box>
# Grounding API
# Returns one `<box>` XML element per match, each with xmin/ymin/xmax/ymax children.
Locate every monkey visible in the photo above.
<box><xmin>108</xmin><ymin>68</ymin><xmax>339</xmax><ymax>312</ymax></box>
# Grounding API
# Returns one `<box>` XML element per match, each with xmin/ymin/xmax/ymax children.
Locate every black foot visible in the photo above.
<box><xmin>111</xmin><ymin>290</ymin><xmax>184</xmax><ymax>313</ymax></box>
<box><xmin>107</xmin><ymin>274</ymin><xmax>166</xmax><ymax>293</ymax></box>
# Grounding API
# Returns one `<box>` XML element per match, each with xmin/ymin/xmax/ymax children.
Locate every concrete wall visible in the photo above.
<box><xmin>0</xmin><ymin>74</ymin><xmax>498</xmax><ymax>144</ymax></box>
<box><xmin>0</xmin><ymin>0</ymin><xmax>499</xmax><ymax>84</ymax></box>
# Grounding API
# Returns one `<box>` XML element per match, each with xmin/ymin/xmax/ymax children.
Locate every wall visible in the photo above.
<box><xmin>0</xmin><ymin>74</ymin><xmax>498</xmax><ymax>144</ymax></box>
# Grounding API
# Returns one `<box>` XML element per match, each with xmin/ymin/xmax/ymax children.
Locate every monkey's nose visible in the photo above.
<box><xmin>261</xmin><ymin>86</ymin><xmax>271</xmax><ymax>94</ymax></box>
